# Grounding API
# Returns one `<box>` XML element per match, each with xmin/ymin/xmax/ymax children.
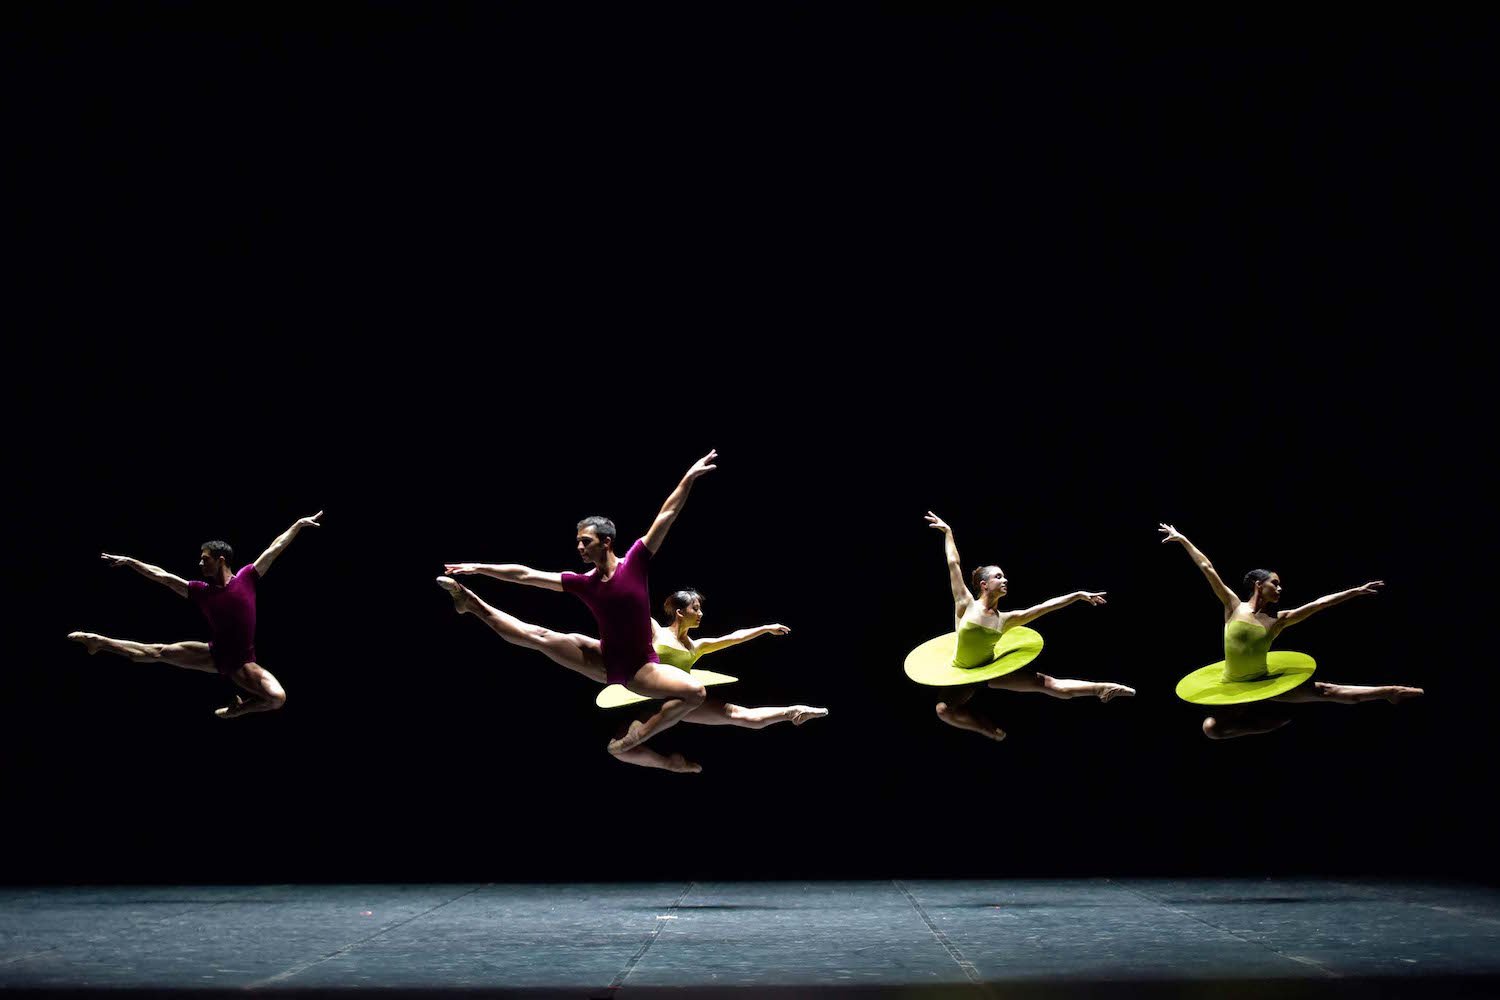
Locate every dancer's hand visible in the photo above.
<box><xmin>685</xmin><ymin>449</ymin><xmax>718</xmax><ymax>481</ymax></box>
<box><xmin>767</xmin><ymin>624</ymin><xmax>791</xmax><ymax>636</ymax></box>
<box><xmin>1353</xmin><ymin>581</ymin><xmax>1384</xmax><ymax>596</ymax></box>
<box><xmin>444</xmin><ymin>563</ymin><xmax>482</xmax><ymax>576</ymax></box>
<box><xmin>295</xmin><ymin>511</ymin><xmax>324</xmax><ymax>531</ymax></box>
<box><xmin>1158</xmin><ymin>523</ymin><xmax>1186</xmax><ymax>544</ymax></box>
<box><xmin>101</xmin><ymin>553</ymin><xmax>132</xmax><ymax>567</ymax></box>
<box><xmin>925</xmin><ymin>512</ymin><xmax>951</xmax><ymax>534</ymax></box>
<box><xmin>1077</xmin><ymin>591</ymin><xmax>1107</xmax><ymax>606</ymax></box>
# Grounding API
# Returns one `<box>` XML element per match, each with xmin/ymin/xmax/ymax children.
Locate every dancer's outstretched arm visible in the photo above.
<box><xmin>254</xmin><ymin>511</ymin><xmax>323</xmax><ymax>577</ymax></box>
<box><xmin>1275</xmin><ymin>581</ymin><xmax>1383</xmax><ymax>632</ymax></box>
<box><xmin>642</xmin><ymin>450</ymin><xmax>717</xmax><ymax>555</ymax></box>
<box><xmin>695</xmin><ymin>624</ymin><xmax>790</xmax><ymax>656</ymax></box>
<box><xmin>1005</xmin><ymin>591</ymin><xmax>1107</xmax><ymax>628</ymax></box>
<box><xmin>924</xmin><ymin>512</ymin><xmax>973</xmax><ymax>617</ymax></box>
<box><xmin>1159</xmin><ymin>523</ymin><xmax>1238</xmax><ymax>610</ymax></box>
<box><xmin>443</xmin><ymin>563</ymin><xmax>564</xmax><ymax>591</ymax></box>
<box><xmin>101</xmin><ymin>553</ymin><xmax>191</xmax><ymax>598</ymax></box>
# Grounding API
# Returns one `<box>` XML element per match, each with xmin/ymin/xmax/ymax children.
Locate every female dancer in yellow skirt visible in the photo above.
<box><xmin>1159</xmin><ymin>523</ymin><xmax>1422</xmax><ymax>739</ymax></box>
<box><xmin>918</xmin><ymin>513</ymin><xmax>1133</xmax><ymax>742</ymax></box>
<box><xmin>605</xmin><ymin>589</ymin><xmax>828</xmax><ymax>773</ymax></box>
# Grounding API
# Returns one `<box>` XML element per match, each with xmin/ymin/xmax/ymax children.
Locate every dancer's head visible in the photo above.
<box><xmin>199</xmin><ymin>540</ymin><xmax>234</xmax><ymax>578</ymax></box>
<box><xmin>1243</xmin><ymin>569</ymin><xmax>1281</xmax><ymax>605</ymax></box>
<box><xmin>575</xmin><ymin>516</ymin><xmax>616</xmax><ymax>564</ymax></box>
<box><xmin>971</xmin><ymin>564</ymin><xmax>1007</xmax><ymax>601</ymax></box>
<box><xmin>663</xmin><ymin>589</ymin><xmax>704</xmax><ymax>629</ymax></box>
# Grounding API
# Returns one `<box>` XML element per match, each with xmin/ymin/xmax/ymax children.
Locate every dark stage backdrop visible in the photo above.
<box><xmin>6</xmin><ymin>8</ymin><xmax>1492</xmax><ymax>884</ymax></box>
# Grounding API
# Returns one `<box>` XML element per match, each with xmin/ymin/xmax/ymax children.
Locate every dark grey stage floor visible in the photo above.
<box><xmin>4</xmin><ymin>879</ymin><xmax>1500</xmax><ymax>997</ymax></box>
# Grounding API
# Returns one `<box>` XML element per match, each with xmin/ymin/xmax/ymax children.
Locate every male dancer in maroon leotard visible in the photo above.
<box><xmin>438</xmin><ymin>451</ymin><xmax>717</xmax><ymax>758</ymax></box>
<box><xmin>68</xmin><ymin>511</ymin><xmax>323</xmax><ymax>718</ymax></box>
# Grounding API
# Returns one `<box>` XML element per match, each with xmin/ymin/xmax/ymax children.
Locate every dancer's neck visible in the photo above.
<box><xmin>591</xmin><ymin>550</ymin><xmax>620</xmax><ymax>578</ymax></box>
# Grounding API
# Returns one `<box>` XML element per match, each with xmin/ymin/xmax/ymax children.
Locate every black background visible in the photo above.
<box><xmin>5</xmin><ymin>7</ymin><xmax>1491</xmax><ymax>884</ymax></box>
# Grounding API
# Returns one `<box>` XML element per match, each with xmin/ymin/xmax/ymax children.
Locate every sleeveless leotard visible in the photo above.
<box><xmin>952</xmin><ymin>619</ymin><xmax>1005</xmax><ymax>669</ymax></box>
<box><xmin>1222</xmin><ymin>620</ymin><xmax>1275</xmax><ymax>682</ymax></box>
<box><xmin>654</xmin><ymin>641</ymin><xmax>702</xmax><ymax>673</ymax></box>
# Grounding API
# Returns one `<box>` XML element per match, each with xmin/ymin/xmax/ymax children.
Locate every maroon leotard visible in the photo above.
<box><xmin>560</xmin><ymin>538</ymin><xmax>658</xmax><ymax>685</ymax></box>
<box><xmin>187</xmin><ymin>564</ymin><xmax>259</xmax><ymax>675</ymax></box>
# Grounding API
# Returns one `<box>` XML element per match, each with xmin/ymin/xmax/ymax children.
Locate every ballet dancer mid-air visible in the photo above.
<box><xmin>68</xmin><ymin>511</ymin><xmax>324</xmax><ymax>717</ymax></box>
<box><xmin>438</xmin><ymin>451</ymin><xmax>720</xmax><ymax>758</ymax></box>
<box><xmin>604</xmin><ymin>589</ymin><xmax>828</xmax><ymax>773</ymax></box>
<box><xmin>1159</xmin><ymin>523</ymin><xmax>1422</xmax><ymax>739</ymax></box>
<box><xmin>924</xmin><ymin>512</ymin><xmax>1133</xmax><ymax>741</ymax></box>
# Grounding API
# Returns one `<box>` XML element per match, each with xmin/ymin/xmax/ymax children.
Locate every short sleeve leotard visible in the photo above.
<box><xmin>560</xmin><ymin>538</ymin><xmax>660</xmax><ymax>685</ymax></box>
<box><xmin>186</xmin><ymin>564</ymin><xmax>260</xmax><ymax>675</ymax></box>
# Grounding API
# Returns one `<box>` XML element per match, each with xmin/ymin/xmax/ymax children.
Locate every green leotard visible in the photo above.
<box><xmin>952</xmin><ymin>619</ymin><xmax>1005</xmax><ymax>669</ymax></box>
<box><xmin>654</xmin><ymin>641</ymin><xmax>702</xmax><ymax>672</ymax></box>
<box><xmin>1222</xmin><ymin>620</ymin><xmax>1275</xmax><ymax>682</ymax></box>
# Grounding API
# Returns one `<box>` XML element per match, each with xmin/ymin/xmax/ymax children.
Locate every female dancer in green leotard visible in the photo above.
<box><xmin>610</xmin><ymin>590</ymin><xmax>828</xmax><ymax>773</ymax></box>
<box><xmin>925</xmin><ymin>513</ymin><xmax>1133</xmax><ymax>741</ymax></box>
<box><xmin>1159</xmin><ymin>523</ymin><xmax>1422</xmax><ymax>739</ymax></box>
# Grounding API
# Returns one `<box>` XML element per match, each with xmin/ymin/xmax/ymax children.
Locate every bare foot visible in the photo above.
<box><xmin>789</xmin><ymin>706</ymin><xmax>828</xmax><ymax>725</ymax></box>
<box><xmin>436</xmin><ymin>576</ymin><xmax>472</xmax><ymax>613</ymax></box>
<box><xmin>1098</xmin><ymin>684</ymin><xmax>1136</xmax><ymax>703</ymax></box>
<box><xmin>664</xmin><ymin>753</ymin><xmax>702</xmax><ymax>774</ymax></box>
<box><xmin>67</xmin><ymin>632</ymin><xmax>104</xmax><ymax>654</ymax></box>
<box><xmin>215</xmin><ymin>694</ymin><xmax>258</xmax><ymax>719</ymax></box>
<box><xmin>1204</xmin><ymin>714</ymin><xmax>1290</xmax><ymax>739</ymax></box>
<box><xmin>608</xmin><ymin>719</ymin><xmax>647</xmax><ymax>754</ymax></box>
<box><xmin>936</xmin><ymin>702</ymin><xmax>1006</xmax><ymax>742</ymax></box>
<box><xmin>1386</xmin><ymin>686</ymin><xmax>1424</xmax><ymax>704</ymax></box>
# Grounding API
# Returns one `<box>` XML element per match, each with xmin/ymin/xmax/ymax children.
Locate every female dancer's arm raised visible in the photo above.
<box><xmin>608</xmin><ymin>590</ymin><xmax>826</xmax><ymax>774</ymax></box>
<box><xmin>922</xmin><ymin>513</ymin><xmax>1131</xmax><ymax>743</ymax></box>
<box><xmin>1160</xmin><ymin>523</ymin><xmax>1418</xmax><ymax>740</ymax></box>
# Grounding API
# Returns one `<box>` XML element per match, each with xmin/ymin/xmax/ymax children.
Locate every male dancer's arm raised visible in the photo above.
<box><xmin>70</xmin><ymin>511</ymin><xmax>322</xmax><ymax>717</ymax></box>
<box><xmin>440</xmin><ymin>451</ymin><xmax>719</xmax><ymax>758</ymax></box>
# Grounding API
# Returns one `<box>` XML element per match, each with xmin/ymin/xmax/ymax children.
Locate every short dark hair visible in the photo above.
<box><xmin>201</xmin><ymin>540</ymin><xmax>234</xmax><ymax>563</ymax></box>
<box><xmin>576</xmin><ymin>516</ymin><xmax>616</xmax><ymax>545</ymax></box>
<box><xmin>1242</xmin><ymin>568</ymin><xmax>1275</xmax><ymax>599</ymax></box>
<box><xmin>662</xmin><ymin>589</ymin><xmax>704</xmax><ymax>623</ymax></box>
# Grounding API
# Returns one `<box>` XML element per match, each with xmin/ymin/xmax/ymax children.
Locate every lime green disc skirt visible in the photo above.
<box><xmin>1175</xmin><ymin>651</ymin><xmax>1317</xmax><ymax>705</ymax></box>
<box><xmin>595</xmin><ymin>669</ymin><xmax>739</xmax><ymax>708</ymax></box>
<box><xmin>903</xmin><ymin>626</ymin><xmax>1044</xmax><ymax>687</ymax></box>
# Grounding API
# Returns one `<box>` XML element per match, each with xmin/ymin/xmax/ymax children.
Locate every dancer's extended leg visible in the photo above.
<box><xmin>988</xmin><ymin>670</ymin><xmax>1135</xmax><ymax>701</ymax></box>
<box><xmin>684</xmin><ymin>697</ymin><xmax>828</xmax><ymax>729</ymax></box>
<box><xmin>437</xmin><ymin>577</ymin><xmax>606</xmax><ymax>683</ymax></box>
<box><xmin>68</xmin><ymin>632</ymin><xmax>216</xmax><ymax>672</ymax></box>
<box><xmin>935</xmin><ymin>684</ymin><xmax>1006</xmax><ymax>741</ymax></box>
<box><xmin>1273</xmin><ymin>681</ymin><xmax>1424</xmax><ymax>705</ymax></box>
<box><xmin>606</xmin><ymin>664</ymin><xmax>708</xmax><ymax>754</ymax></box>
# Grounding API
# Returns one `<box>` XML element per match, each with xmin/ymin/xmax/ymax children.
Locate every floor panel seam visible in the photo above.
<box><xmin>245</xmin><ymin>883</ymin><xmax>487</xmax><ymax>989</ymax></box>
<box><xmin>602</xmin><ymin>880</ymin><xmax>695</xmax><ymax>994</ymax></box>
<box><xmin>893</xmin><ymin>879</ymin><xmax>995</xmax><ymax>998</ymax></box>
<box><xmin>1104</xmin><ymin>878</ymin><xmax>1339</xmax><ymax>979</ymax></box>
